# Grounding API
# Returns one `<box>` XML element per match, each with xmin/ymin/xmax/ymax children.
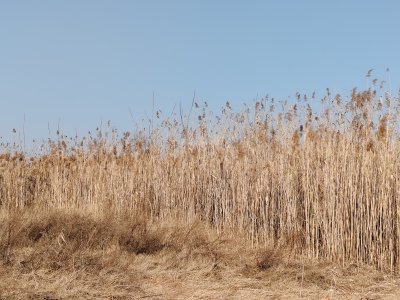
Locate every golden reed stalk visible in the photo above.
<box><xmin>1</xmin><ymin>84</ymin><xmax>399</xmax><ymax>272</ymax></box>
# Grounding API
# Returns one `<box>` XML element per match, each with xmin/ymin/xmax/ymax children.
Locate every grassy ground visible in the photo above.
<box><xmin>1</xmin><ymin>210</ymin><xmax>399</xmax><ymax>300</ymax></box>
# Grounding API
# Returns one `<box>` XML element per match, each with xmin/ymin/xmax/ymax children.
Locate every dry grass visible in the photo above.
<box><xmin>1</xmin><ymin>209</ymin><xmax>400</xmax><ymax>299</ymax></box>
<box><xmin>1</xmin><ymin>82</ymin><xmax>400</xmax><ymax>298</ymax></box>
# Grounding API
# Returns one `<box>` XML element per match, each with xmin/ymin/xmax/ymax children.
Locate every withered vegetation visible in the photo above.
<box><xmin>1</xmin><ymin>80</ymin><xmax>400</xmax><ymax>299</ymax></box>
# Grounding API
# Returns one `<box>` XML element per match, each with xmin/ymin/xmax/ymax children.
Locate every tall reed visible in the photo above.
<box><xmin>1</xmin><ymin>83</ymin><xmax>400</xmax><ymax>272</ymax></box>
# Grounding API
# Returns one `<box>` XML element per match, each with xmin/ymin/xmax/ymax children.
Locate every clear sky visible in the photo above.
<box><xmin>1</xmin><ymin>1</ymin><xmax>399</xmax><ymax>143</ymax></box>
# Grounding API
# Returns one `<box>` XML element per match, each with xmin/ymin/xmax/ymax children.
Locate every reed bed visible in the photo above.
<box><xmin>1</xmin><ymin>83</ymin><xmax>400</xmax><ymax>272</ymax></box>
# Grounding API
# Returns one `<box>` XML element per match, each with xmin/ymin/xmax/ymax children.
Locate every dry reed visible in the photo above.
<box><xmin>1</xmin><ymin>83</ymin><xmax>400</xmax><ymax>273</ymax></box>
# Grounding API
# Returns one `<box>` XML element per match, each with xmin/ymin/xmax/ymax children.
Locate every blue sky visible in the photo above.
<box><xmin>1</xmin><ymin>1</ymin><xmax>399</xmax><ymax>143</ymax></box>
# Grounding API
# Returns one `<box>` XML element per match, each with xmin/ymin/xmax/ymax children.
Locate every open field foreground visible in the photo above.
<box><xmin>2</xmin><ymin>87</ymin><xmax>400</xmax><ymax>299</ymax></box>
<box><xmin>1</xmin><ymin>210</ymin><xmax>400</xmax><ymax>300</ymax></box>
